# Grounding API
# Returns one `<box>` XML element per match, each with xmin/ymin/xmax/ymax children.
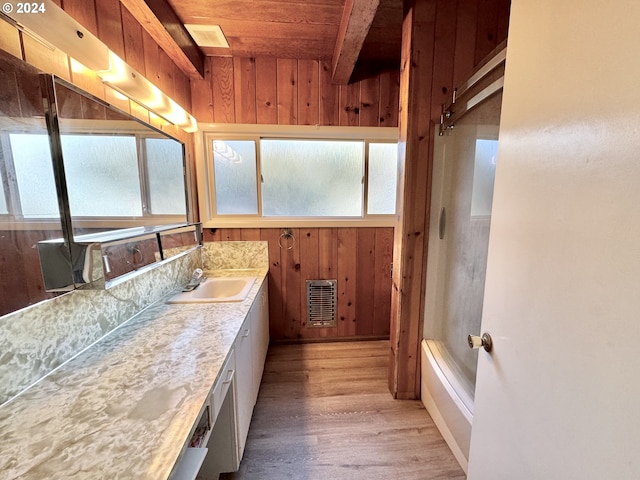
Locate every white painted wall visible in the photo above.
<box><xmin>467</xmin><ymin>0</ymin><xmax>640</xmax><ymax>478</ymax></box>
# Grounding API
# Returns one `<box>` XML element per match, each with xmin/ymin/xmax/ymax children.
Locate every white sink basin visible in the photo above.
<box><xmin>168</xmin><ymin>277</ymin><xmax>256</xmax><ymax>303</ymax></box>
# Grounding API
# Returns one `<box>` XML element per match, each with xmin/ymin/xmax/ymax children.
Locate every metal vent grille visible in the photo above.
<box><xmin>306</xmin><ymin>280</ymin><xmax>337</xmax><ymax>327</ymax></box>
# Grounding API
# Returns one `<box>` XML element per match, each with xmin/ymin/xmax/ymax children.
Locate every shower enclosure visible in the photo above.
<box><xmin>421</xmin><ymin>47</ymin><xmax>505</xmax><ymax>472</ymax></box>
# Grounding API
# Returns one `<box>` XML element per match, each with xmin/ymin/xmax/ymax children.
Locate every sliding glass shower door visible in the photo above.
<box><xmin>424</xmin><ymin>88</ymin><xmax>503</xmax><ymax>403</ymax></box>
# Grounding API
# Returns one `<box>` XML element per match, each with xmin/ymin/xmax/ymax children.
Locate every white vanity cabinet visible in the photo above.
<box><xmin>171</xmin><ymin>276</ymin><xmax>270</xmax><ymax>480</ymax></box>
<box><xmin>236</xmin><ymin>278</ymin><xmax>269</xmax><ymax>459</ymax></box>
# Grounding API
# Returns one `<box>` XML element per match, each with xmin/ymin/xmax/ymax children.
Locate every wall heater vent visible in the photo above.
<box><xmin>306</xmin><ymin>280</ymin><xmax>337</xmax><ymax>327</ymax></box>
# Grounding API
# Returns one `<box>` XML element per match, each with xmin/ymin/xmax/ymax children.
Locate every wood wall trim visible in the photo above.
<box><xmin>119</xmin><ymin>0</ymin><xmax>205</xmax><ymax>79</ymax></box>
<box><xmin>331</xmin><ymin>0</ymin><xmax>381</xmax><ymax>84</ymax></box>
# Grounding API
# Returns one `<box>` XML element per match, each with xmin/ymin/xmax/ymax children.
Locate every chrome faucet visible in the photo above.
<box><xmin>182</xmin><ymin>268</ymin><xmax>206</xmax><ymax>292</ymax></box>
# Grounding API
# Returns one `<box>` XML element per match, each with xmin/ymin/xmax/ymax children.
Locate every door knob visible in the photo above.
<box><xmin>468</xmin><ymin>333</ymin><xmax>493</xmax><ymax>353</ymax></box>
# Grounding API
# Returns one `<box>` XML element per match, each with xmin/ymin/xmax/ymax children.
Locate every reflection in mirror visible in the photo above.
<box><xmin>102</xmin><ymin>234</ymin><xmax>160</xmax><ymax>283</ymax></box>
<box><xmin>159</xmin><ymin>224</ymin><xmax>201</xmax><ymax>260</ymax></box>
<box><xmin>52</xmin><ymin>80</ymin><xmax>189</xmax><ymax>289</ymax></box>
<box><xmin>0</xmin><ymin>50</ymin><xmax>71</xmax><ymax>316</ymax></box>
<box><xmin>54</xmin><ymin>80</ymin><xmax>188</xmax><ymax>241</ymax></box>
<box><xmin>38</xmin><ymin>224</ymin><xmax>201</xmax><ymax>291</ymax></box>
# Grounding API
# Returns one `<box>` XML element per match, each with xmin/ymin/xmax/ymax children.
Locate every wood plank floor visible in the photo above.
<box><xmin>220</xmin><ymin>340</ymin><xmax>466</xmax><ymax>480</ymax></box>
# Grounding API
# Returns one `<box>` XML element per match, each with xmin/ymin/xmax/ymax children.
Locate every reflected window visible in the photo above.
<box><xmin>145</xmin><ymin>138</ymin><xmax>186</xmax><ymax>215</ymax></box>
<box><xmin>9</xmin><ymin>133</ymin><xmax>59</xmax><ymax>218</ymax></box>
<box><xmin>2</xmin><ymin>132</ymin><xmax>186</xmax><ymax>221</ymax></box>
<box><xmin>61</xmin><ymin>135</ymin><xmax>142</xmax><ymax>217</ymax></box>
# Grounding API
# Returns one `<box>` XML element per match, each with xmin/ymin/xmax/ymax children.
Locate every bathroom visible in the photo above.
<box><xmin>2</xmin><ymin>0</ymin><xmax>640</xmax><ymax>479</ymax></box>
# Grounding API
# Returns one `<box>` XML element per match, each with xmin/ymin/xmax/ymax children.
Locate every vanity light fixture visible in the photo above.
<box><xmin>2</xmin><ymin>0</ymin><xmax>198</xmax><ymax>133</ymax></box>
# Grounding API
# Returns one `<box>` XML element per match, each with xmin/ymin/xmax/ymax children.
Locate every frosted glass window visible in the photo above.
<box><xmin>261</xmin><ymin>140</ymin><xmax>363</xmax><ymax>217</ymax></box>
<box><xmin>471</xmin><ymin>139</ymin><xmax>498</xmax><ymax>217</ymax></box>
<box><xmin>145</xmin><ymin>138</ymin><xmax>186</xmax><ymax>215</ymax></box>
<box><xmin>367</xmin><ymin>143</ymin><xmax>398</xmax><ymax>214</ymax></box>
<box><xmin>60</xmin><ymin>135</ymin><xmax>142</xmax><ymax>217</ymax></box>
<box><xmin>10</xmin><ymin>134</ymin><xmax>59</xmax><ymax>218</ymax></box>
<box><xmin>213</xmin><ymin>140</ymin><xmax>258</xmax><ymax>214</ymax></box>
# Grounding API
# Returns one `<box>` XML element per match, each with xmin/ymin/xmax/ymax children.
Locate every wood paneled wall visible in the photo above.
<box><xmin>205</xmin><ymin>228</ymin><xmax>394</xmax><ymax>342</ymax></box>
<box><xmin>193</xmin><ymin>55</ymin><xmax>401</xmax><ymax>342</ymax></box>
<box><xmin>190</xmin><ymin>57</ymin><xmax>400</xmax><ymax>128</ymax></box>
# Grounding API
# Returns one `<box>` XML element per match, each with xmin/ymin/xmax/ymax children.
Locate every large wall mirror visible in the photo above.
<box><xmin>0</xmin><ymin>48</ymin><xmax>194</xmax><ymax>316</ymax></box>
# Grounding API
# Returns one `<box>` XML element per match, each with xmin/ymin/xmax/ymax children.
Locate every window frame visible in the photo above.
<box><xmin>198</xmin><ymin>124</ymin><xmax>399</xmax><ymax>228</ymax></box>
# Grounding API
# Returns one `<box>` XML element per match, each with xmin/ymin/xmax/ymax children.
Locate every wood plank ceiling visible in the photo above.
<box><xmin>123</xmin><ymin>0</ymin><xmax>403</xmax><ymax>84</ymax></box>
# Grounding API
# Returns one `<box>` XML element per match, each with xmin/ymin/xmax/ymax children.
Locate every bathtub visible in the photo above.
<box><xmin>420</xmin><ymin>339</ymin><xmax>473</xmax><ymax>473</ymax></box>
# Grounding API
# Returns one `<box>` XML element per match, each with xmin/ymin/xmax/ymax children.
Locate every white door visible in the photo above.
<box><xmin>467</xmin><ymin>1</ymin><xmax>640</xmax><ymax>478</ymax></box>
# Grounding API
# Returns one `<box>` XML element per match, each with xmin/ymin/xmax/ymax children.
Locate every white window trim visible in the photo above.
<box><xmin>195</xmin><ymin>123</ymin><xmax>399</xmax><ymax>228</ymax></box>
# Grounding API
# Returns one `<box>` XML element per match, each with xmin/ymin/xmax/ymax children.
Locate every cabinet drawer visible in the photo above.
<box><xmin>210</xmin><ymin>348</ymin><xmax>235</xmax><ymax>421</ymax></box>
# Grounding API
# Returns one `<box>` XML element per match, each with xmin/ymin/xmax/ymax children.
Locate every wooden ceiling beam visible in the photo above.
<box><xmin>331</xmin><ymin>0</ymin><xmax>380</xmax><ymax>84</ymax></box>
<box><xmin>120</xmin><ymin>0</ymin><xmax>205</xmax><ymax>79</ymax></box>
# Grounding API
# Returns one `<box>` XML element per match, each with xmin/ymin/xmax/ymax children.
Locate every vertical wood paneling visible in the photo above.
<box><xmin>120</xmin><ymin>5</ymin><xmax>146</xmax><ymax>75</ymax></box>
<box><xmin>379</xmin><ymin>70</ymin><xmax>400</xmax><ymax>127</ymax></box>
<box><xmin>95</xmin><ymin>0</ymin><xmax>125</xmax><ymax>59</ymax></box>
<box><xmin>339</xmin><ymin>82</ymin><xmax>361</xmax><ymax>126</ymax></box>
<box><xmin>142</xmin><ymin>30</ymin><xmax>162</xmax><ymax>88</ymax></box>
<box><xmin>356</xmin><ymin>228</ymin><xmax>376</xmax><ymax>336</ymax></box>
<box><xmin>319</xmin><ymin>60</ymin><xmax>340</xmax><ymax>126</ymax></box>
<box><xmin>233</xmin><ymin>57</ymin><xmax>257</xmax><ymax>124</ymax></box>
<box><xmin>255</xmin><ymin>57</ymin><xmax>278</xmax><ymax>124</ymax></box>
<box><xmin>297</xmin><ymin>59</ymin><xmax>319</xmax><ymax>125</ymax></box>
<box><xmin>62</xmin><ymin>0</ymin><xmax>98</xmax><ymax>36</ymax></box>
<box><xmin>359</xmin><ymin>76</ymin><xmax>381</xmax><ymax>127</ymax></box>
<box><xmin>208</xmin><ymin>227</ymin><xmax>393</xmax><ymax>342</ymax></box>
<box><xmin>298</xmin><ymin>228</ymin><xmax>319</xmax><ymax>333</ymax></box>
<box><xmin>453</xmin><ymin>0</ymin><xmax>480</xmax><ymax>88</ymax></box>
<box><xmin>159</xmin><ymin>50</ymin><xmax>176</xmax><ymax>100</ymax></box>
<box><xmin>276</xmin><ymin>58</ymin><xmax>298</xmax><ymax>124</ymax></box>
<box><xmin>318</xmin><ymin>228</ymin><xmax>338</xmax><ymax>279</ymax></box>
<box><xmin>0</xmin><ymin>21</ymin><xmax>21</xmax><ymax>59</ymax></box>
<box><xmin>337</xmin><ymin>228</ymin><xmax>357</xmax><ymax>337</ymax></box>
<box><xmin>173</xmin><ymin>61</ymin><xmax>191</xmax><ymax>111</ymax></box>
<box><xmin>373</xmin><ymin>228</ymin><xmax>393</xmax><ymax>336</ymax></box>
<box><xmin>212</xmin><ymin>57</ymin><xmax>235</xmax><ymax>123</ymax></box>
<box><xmin>282</xmin><ymin>228</ymin><xmax>301</xmax><ymax>339</ymax></box>
<box><xmin>191</xmin><ymin>57</ymin><xmax>214</xmax><ymax>122</ymax></box>
<box><xmin>261</xmin><ymin>229</ymin><xmax>284</xmax><ymax>339</ymax></box>
<box><xmin>475</xmin><ymin>0</ymin><xmax>501</xmax><ymax>64</ymax></box>
<box><xmin>204</xmin><ymin>56</ymin><xmax>399</xmax><ymax>128</ymax></box>
<box><xmin>22</xmin><ymin>35</ymin><xmax>71</xmax><ymax>81</ymax></box>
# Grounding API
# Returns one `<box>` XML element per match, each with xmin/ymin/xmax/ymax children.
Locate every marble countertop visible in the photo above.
<box><xmin>0</xmin><ymin>268</ymin><xmax>268</xmax><ymax>480</ymax></box>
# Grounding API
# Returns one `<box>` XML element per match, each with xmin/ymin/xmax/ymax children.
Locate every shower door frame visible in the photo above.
<box><xmin>420</xmin><ymin>46</ymin><xmax>506</xmax><ymax>473</ymax></box>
